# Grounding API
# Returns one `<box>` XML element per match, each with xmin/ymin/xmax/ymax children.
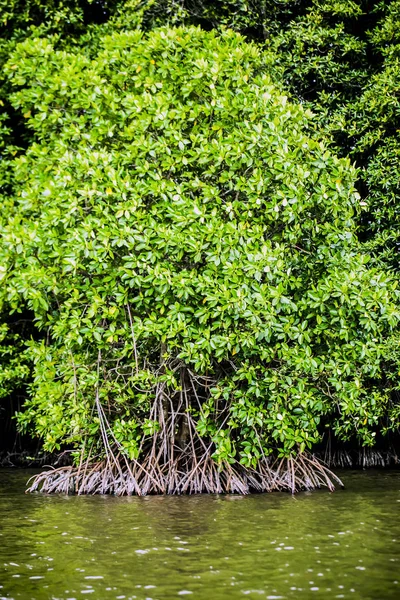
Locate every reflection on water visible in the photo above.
<box><xmin>1</xmin><ymin>470</ymin><xmax>400</xmax><ymax>599</ymax></box>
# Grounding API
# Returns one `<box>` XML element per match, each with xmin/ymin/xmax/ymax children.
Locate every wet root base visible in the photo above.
<box><xmin>26</xmin><ymin>452</ymin><xmax>343</xmax><ymax>496</ymax></box>
<box><xmin>0</xmin><ymin>450</ymin><xmax>39</xmax><ymax>467</ymax></box>
<box><xmin>0</xmin><ymin>449</ymin><xmax>71</xmax><ymax>468</ymax></box>
<box><xmin>317</xmin><ymin>448</ymin><xmax>400</xmax><ymax>468</ymax></box>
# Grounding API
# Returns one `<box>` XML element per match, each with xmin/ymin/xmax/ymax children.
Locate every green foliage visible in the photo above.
<box><xmin>133</xmin><ymin>1</ymin><xmax>400</xmax><ymax>274</ymax></box>
<box><xmin>0</xmin><ymin>0</ymin><xmax>152</xmax><ymax>446</ymax></box>
<box><xmin>0</xmin><ymin>321</ymin><xmax>30</xmax><ymax>400</ymax></box>
<box><xmin>2</xmin><ymin>0</ymin><xmax>400</xmax><ymax>467</ymax></box>
<box><xmin>1</xmin><ymin>26</ymin><xmax>398</xmax><ymax>465</ymax></box>
<box><xmin>265</xmin><ymin>1</ymin><xmax>400</xmax><ymax>273</ymax></box>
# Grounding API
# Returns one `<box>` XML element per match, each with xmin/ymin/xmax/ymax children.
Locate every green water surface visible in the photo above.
<box><xmin>1</xmin><ymin>469</ymin><xmax>400</xmax><ymax>600</ymax></box>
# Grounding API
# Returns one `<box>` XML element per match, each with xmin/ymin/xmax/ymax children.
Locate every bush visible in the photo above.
<box><xmin>1</xmin><ymin>25</ymin><xmax>399</xmax><ymax>493</ymax></box>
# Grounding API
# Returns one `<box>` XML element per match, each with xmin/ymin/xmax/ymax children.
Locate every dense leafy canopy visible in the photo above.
<box><xmin>1</xmin><ymin>1</ymin><xmax>400</xmax><ymax>484</ymax></box>
<box><xmin>1</xmin><ymin>26</ymin><xmax>399</xmax><ymax>472</ymax></box>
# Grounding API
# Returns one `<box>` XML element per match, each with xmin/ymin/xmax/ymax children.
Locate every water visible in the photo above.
<box><xmin>1</xmin><ymin>470</ymin><xmax>400</xmax><ymax>599</ymax></box>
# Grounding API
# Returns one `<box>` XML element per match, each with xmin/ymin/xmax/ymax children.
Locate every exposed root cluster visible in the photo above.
<box><xmin>26</xmin><ymin>452</ymin><xmax>342</xmax><ymax>496</ymax></box>
<box><xmin>319</xmin><ymin>448</ymin><xmax>400</xmax><ymax>468</ymax></box>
